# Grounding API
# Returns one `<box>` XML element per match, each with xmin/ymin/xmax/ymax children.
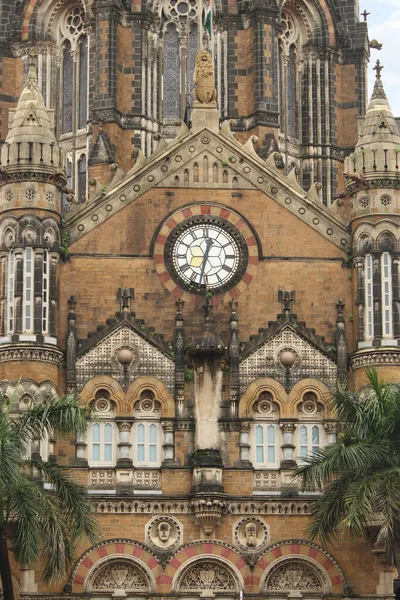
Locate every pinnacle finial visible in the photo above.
<box><xmin>373</xmin><ymin>59</ymin><xmax>383</xmax><ymax>79</ymax></box>
<box><xmin>27</xmin><ymin>48</ymin><xmax>39</xmax><ymax>86</ymax></box>
<box><xmin>370</xmin><ymin>59</ymin><xmax>387</xmax><ymax>101</ymax></box>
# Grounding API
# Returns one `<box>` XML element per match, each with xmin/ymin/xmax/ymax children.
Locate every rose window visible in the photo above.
<box><xmin>65</xmin><ymin>6</ymin><xmax>85</xmax><ymax>37</ymax></box>
<box><xmin>164</xmin><ymin>0</ymin><xmax>198</xmax><ymax>21</ymax></box>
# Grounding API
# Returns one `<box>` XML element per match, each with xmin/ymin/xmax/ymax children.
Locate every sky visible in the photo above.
<box><xmin>363</xmin><ymin>0</ymin><xmax>400</xmax><ymax>116</ymax></box>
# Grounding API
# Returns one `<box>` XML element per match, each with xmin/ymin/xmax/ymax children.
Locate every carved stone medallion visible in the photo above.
<box><xmin>233</xmin><ymin>516</ymin><xmax>270</xmax><ymax>554</ymax></box>
<box><xmin>146</xmin><ymin>515</ymin><xmax>182</xmax><ymax>551</ymax></box>
<box><xmin>265</xmin><ymin>559</ymin><xmax>328</xmax><ymax>593</ymax></box>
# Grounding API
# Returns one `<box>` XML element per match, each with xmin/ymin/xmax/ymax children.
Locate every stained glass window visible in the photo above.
<box><xmin>287</xmin><ymin>45</ymin><xmax>297</xmax><ymax>138</ymax></box>
<box><xmin>163</xmin><ymin>23</ymin><xmax>180</xmax><ymax>118</ymax></box>
<box><xmin>62</xmin><ymin>41</ymin><xmax>73</xmax><ymax>134</ymax></box>
<box><xmin>78</xmin><ymin>36</ymin><xmax>88</xmax><ymax>130</ymax></box>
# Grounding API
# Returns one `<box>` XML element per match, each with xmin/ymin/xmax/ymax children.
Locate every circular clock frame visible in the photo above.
<box><xmin>164</xmin><ymin>215</ymin><xmax>249</xmax><ymax>294</ymax></box>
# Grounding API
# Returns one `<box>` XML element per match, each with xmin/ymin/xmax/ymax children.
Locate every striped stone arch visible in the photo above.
<box><xmin>70</xmin><ymin>540</ymin><xmax>161</xmax><ymax>593</ymax></box>
<box><xmin>21</xmin><ymin>0</ymin><xmax>90</xmax><ymax>40</ymax></box>
<box><xmin>161</xmin><ymin>542</ymin><xmax>254</xmax><ymax>592</ymax></box>
<box><xmin>253</xmin><ymin>541</ymin><xmax>346</xmax><ymax>595</ymax></box>
<box><xmin>152</xmin><ymin>203</ymin><xmax>260</xmax><ymax>304</ymax></box>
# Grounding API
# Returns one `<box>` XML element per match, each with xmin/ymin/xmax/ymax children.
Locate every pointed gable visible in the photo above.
<box><xmin>76</xmin><ymin>318</ymin><xmax>175</xmax><ymax>392</ymax></box>
<box><xmin>239</xmin><ymin>322</ymin><xmax>337</xmax><ymax>394</ymax></box>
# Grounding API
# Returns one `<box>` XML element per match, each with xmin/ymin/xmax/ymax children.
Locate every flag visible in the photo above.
<box><xmin>205</xmin><ymin>0</ymin><xmax>212</xmax><ymax>37</ymax></box>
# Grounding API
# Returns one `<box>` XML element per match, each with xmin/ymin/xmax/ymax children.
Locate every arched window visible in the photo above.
<box><xmin>296</xmin><ymin>391</ymin><xmax>324</xmax><ymax>464</ymax></box>
<box><xmin>62</xmin><ymin>40</ymin><xmax>73</xmax><ymax>134</ymax></box>
<box><xmin>6</xmin><ymin>247</ymin><xmax>54</xmax><ymax>337</ymax></box>
<box><xmin>160</xmin><ymin>0</ymin><xmax>203</xmax><ymax>127</ymax></box>
<box><xmin>77</xmin><ymin>154</ymin><xmax>87</xmax><ymax>203</ymax></box>
<box><xmin>134</xmin><ymin>392</ymin><xmax>162</xmax><ymax>467</ymax></box>
<box><xmin>88</xmin><ymin>391</ymin><xmax>117</xmax><ymax>466</ymax></box>
<box><xmin>252</xmin><ymin>392</ymin><xmax>279</xmax><ymax>468</ymax></box>
<box><xmin>57</xmin><ymin>3</ymin><xmax>88</xmax><ymax>202</ymax></box>
<box><xmin>362</xmin><ymin>243</ymin><xmax>394</xmax><ymax>342</ymax></box>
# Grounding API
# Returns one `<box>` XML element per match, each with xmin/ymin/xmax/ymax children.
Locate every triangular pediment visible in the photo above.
<box><xmin>239</xmin><ymin>321</ymin><xmax>337</xmax><ymax>394</ymax></box>
<box><xmin>75</xmin><ymin>316</ymin><xmax>175</xmax><ymax>392</ymax></box>
<box><xmin>65</xmin><ymin>119</ymin><xmax>349</xmax><ymax>251</ymax></box>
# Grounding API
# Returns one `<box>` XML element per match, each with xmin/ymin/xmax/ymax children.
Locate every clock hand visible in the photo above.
<box><xmin>199</xmin><ymin>238</ymin><xmax>214</xmax><ymax>285</ymax></box>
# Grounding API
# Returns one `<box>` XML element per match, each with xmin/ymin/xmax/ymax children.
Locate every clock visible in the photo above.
<box><xmin>164</xmin><ymin>215</ymin><xmax>248</xmax><ymax>293</ymax></box>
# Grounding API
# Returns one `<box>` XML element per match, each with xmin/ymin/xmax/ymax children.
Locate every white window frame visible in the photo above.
<box><xmin>253</xmin><ymin>423</ymin><xmax>279</xmax><ymax>468</ymax></box>
<box><xmin>297</xmin><ymin>424</ymin><xmax>322</xmax><ymax>464</ymax></box>
<box><xmin>134</xmin><ymin>421</ymin><xmax>161</xmax><ymax>467</ymax></box>
<box><xmin>381</xmin><ymin>251</ymin><xmax>393</xmax><ymax>338</ymax></box>
<box><xmin>23</xmin><ymin>247</ymin><xmax>33</xmax><ymax>333</ymax></box>
<box><xmin>89</xmin><ymin>421</ymin><xmax>115</xmax><ymax>466</ymax></box>
<box><xmin>365</xmin><ymin>253</ymin><xmax>374</xmax><ymax>339</ymax></box>
<box><xmin>42</xmin><ymin>250</ymin><xmax>49</xmax><ymax>334</ymax></box>
<box><xmin>8</xmin><ymin>250</ymin><xmax>15</xmax><ymax>334</ymax></box>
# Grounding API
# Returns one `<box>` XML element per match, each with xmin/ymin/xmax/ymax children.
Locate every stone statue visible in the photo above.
<box><xmin>193</xmin><ymin>50</ymin><xmax>217</xmax><ymax>105</ymax></box>
<box><xmin>157</xmin><ymin>521</ymin><xmax>171</xmax><ymax>542</ymax></box>
<box><xmin>245</xmin><ymin>522</ymin><xmax>258</xmax><ymax>547</ymax></box>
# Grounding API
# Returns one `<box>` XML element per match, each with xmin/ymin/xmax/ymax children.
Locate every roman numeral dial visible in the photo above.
<box><xmin>168</xmin><ymin>220</ymin><xmax>245</xmax><ymax>293</ymax></box>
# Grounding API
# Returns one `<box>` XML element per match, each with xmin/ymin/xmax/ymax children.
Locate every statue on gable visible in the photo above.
<box><xmin>193</xmin><ymin>50</ymin><xmax>217</xmax><ymax>105</ymax></box>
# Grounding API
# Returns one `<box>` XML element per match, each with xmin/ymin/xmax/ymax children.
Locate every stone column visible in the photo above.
<box><xmin>162</xmin><ymin>421</ymin><xmax>176</xmax><ymax>465</ymax></box>
<box><xmin>323</xmin><ymin>421</ymin><xmax>337</xmax><ymax>445</ymax></box>
<box><xmin>116</xmin><ymin>421</ymin><xmax>133</xmax><ymax>466</ymax></box>
<box><xmin>279</xmin><ymin>421</ymin><xmax>296</xmax><ymax>466</ymax></box>
<box><xmin>238</xmin><ymin>423</ymin><xmax>252</xmax><ymax>466</ymax></box>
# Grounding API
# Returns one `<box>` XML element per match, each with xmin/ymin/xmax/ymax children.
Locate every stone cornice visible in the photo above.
<box><xmin>350</xmin><ymin>347</ymin><xmax>400</xmax><ymax>371</ymax></box>
<box><xmin>0</xmin><ymin>344</ymin><xmax>63</xmax><ymax>367</ymax></box>
<box><xmin>65</xmin><ymin>127</ymin><xmax>350</xmax><ymax>252</ymax></box>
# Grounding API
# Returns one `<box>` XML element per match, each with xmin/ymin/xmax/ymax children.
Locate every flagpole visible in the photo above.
<box><xmin>198</xmin><ymin>0</ymin><xmax>203</xmax><ymax>50</ymax></box>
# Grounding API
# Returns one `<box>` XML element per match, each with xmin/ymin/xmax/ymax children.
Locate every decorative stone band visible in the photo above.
<box><xmin>350</xmin><ymin>348</ymin><xmax>400</xmax><ymax>371</ymax></box>
<box><xmin>0</xmin><ymin>344</ymin><xmax>63</xmax><ymax>366</ymax></box>
<box><xmin>90</xmin><ymin>498</ymin><xmax>315</xmax><ymax>515</ymax></box>
<box><xmin>153</xmin><ymin>204</ymin><xmax>259</xmax><ymax>303</ymax></box>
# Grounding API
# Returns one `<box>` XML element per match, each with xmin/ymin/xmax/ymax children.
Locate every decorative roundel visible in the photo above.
<box><xmin>164</xmin><ymin>215</ymin><xmax>248</xmax><ymax>294</ymax></box>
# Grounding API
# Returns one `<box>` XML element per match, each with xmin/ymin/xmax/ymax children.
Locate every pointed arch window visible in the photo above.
<box><xmin>161</xmin><ymin>0</ymin><xmax>201</xmax><ymax>123</ymax></box>
<box><xmin>365</xmin><ymin>253</ymin><xmax>374</xmax><ymax>339</ymax></box>
<box><xmin>382</xmin><ymin>251</ymin><xmax>393</xmax><ymax>338</ymax></box>
<box><xmin>77</xmin><ymin>154</ymin><xmax>87</xmax><ymax>203</ymax></box>
<box><xmin>62</xmin><ymin>41</ymin><xmax>73</xmax><ymax>134</ymax></box>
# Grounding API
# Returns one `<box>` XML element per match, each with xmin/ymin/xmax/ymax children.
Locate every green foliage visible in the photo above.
<box><xmin>185</xmin><ymin>368</ymin><xmax>194</xmax><ymax>382</ymax></box>
<box><xmin>293</xmin><ymin>368</ymin><xmax>400</xmax><ymax>572</ymax></box>
<box><xmin>0</xmin><ymin>393</ymin><xmax>100</xmax><ymax>593</ymax></box>
<box><xmin>59</xmin><ymin>233</ymin><xmax>71</xmax><ymax>262</ymax></box>
<box><xmin>349</xmin><ymin>315</ymin><xmax>354</xmax><ymax>321</ymax></box>
<box><xmin>325</xmin><ymin>345</ymin><xmax>337</xmax><ymax>353</ymax></box>
<box><xmin>221</xmin><ymin>161</ymin><xmax>228</xmax><ymax>167</ymax></box>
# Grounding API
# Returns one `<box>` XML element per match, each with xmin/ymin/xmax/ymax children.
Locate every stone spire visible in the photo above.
<box><xmin>344</xmin><ymin>61</ymin><xmax>400</xmax><ymax>207</ymax></box>
<box><xmin>0</xmin><ymin>50</ymin><xmax>65</xmax><ymax>217</ymax></box>
<box><xmin>354</xmin><ymin>60</ymin><xmax>400</xmax><ymax>152</ymax></box>
<box><xmin>5</xmin><ymin>50</ymin><xmax>56</xmax><ymax>145</ymax></box>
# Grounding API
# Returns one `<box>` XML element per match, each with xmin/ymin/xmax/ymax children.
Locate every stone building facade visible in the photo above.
<box><xmin>0</xmin><ymin>0</ymin><xmax>399</xmax><ymax>598</ymax></box>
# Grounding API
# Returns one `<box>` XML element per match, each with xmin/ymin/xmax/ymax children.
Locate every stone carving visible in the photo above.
<box><xmin>146</xmin><ymin>515</ymin><xmax>182</xmax><ymax>551</ymax></box>
<box><xmin>76</xmin><ymin>324</ymin><xmax>175</xmax><ymax>392</ymax></box>
<box><xmin>88</xmin><ymin>559</ymin><xmax>149</xmax><ymax>592</ymax></box>
<box><xmin>177</xmin><ymin>560</ymin><xmax>238</xmax><ymax>592</ymax></box>
<box><xmin>265</xmin><ymin>559</ymin><xmax>327</xmax><ymax>593</ymax></box>
<box><xmin>233</xmin><ymin>517</ymin><xmax>269</xmax><ymax>553</ymax></box>
<box><xmin>239</xmin><ymin>326</ymin><xmax>337</xmax><ymax>393</ymax></box>
<box><xmin>193</xmin><ymin>50</ymin><xmax>217</xmax><ymax>104</ymax></box>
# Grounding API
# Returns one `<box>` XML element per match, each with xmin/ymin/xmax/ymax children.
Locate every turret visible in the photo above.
<box><xmin>344</xmin><ymin>60</ymin><xmax>400</xmax><ymax>222</ymax></box>
<box><xmin>347</xmin><ymin>62</ymin><xmax>400</xmax><ymax>387</ymax></box>
<box><xmin>0</xmin><ymin>51</ymin><xmax>64</xmax><ymax>382</ymax></box>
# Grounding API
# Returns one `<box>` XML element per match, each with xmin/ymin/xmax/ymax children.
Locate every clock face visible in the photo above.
<box><xmin>164</xmin><ymin>216</ymin><xmax>248</xmax><ymax>293</ymax></box>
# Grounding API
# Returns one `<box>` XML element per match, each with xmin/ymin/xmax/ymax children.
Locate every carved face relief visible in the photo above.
<box><xmin>244</xmin><ymin>522</ymin><xmax>257</xmax><ymax>547</ymax></box>
<box><xmin>146</xmin><ymin>516</ymin><xmax>181</xmax><ymax>550</ymax></box>
<box><xmin>233</xmin><ymin>517</ymin><xmax>269</xmax><ymax>553</ymax></box>
<box><xmin>157</xmin><ymin>521</ymin><xmax>171</xmax><ymax>542</ymax></box>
